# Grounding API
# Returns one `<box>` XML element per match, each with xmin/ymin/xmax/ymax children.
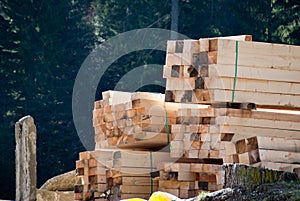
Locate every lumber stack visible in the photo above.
<box><xmin>169</xmin><ymin>105</ymin><xmax>300</xmax><ymax>163</ymax></box>
<box><xmin>230</xmin><ymin>136</ymin><xmax>300</xmax><ymax>172</ymax></box>
<box><xmin>93</xmin><ymin>91</ymin><xmax>177</xmax><ymax>149</ymax></box>
<box><xmin>75</xmin><ymin>35</ymin><xmax>300</xmax><ymax>200</ymax></box>
<box><xmin>75</xmin><ymin>151</ymin><xmax>109</xmax><ymax>201</ymax></box>
<box><xmin>170</xmin><ymin>105</ymin><xmax>223</xmax><ymax>159</ymax></box>
<box><xmin>158</xmin><ymin>162</ymin><xmax>223</xmax><ymax>198</ymax></box>
<box><xmin>164</xmin><ymin>35</ymin><xmax>300</xmax><ymax>109</ymax></box>
<box><xmin>75</xmin><ymin>149</ymin><xmax>172</xmax><ymax>201</ymax></box>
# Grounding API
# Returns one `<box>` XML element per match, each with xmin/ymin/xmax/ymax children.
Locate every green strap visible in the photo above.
<box><xmin>166</xmin><ymin>113</ymin><xmax>170</xmax><ymax>143</ymax></box>
<box><xmin>150</xmin><ymin>151</ymin><xmax>153</xmax><ymax>194</ymax></box>
<box><xmin>165</xmin><ymin>112</ymin><xmax>171</xmax><ymax>149</ymax></box>
<box><xmin>231</xmin><ymin>40</ymin><xmax>239</xmax><ymax>102</ymax></box>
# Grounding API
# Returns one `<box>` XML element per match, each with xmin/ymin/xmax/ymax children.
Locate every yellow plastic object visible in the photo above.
<box><xmin>149</xmin><ymin>191</ymin><xmax>181</xmax><ymax>201</ymax></box>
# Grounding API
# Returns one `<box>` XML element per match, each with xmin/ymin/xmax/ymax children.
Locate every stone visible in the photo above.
<box><xmin>36</xmin><ymin>189</ymin><xmax>74</xmax><ymax>201</ymax></box>
<box><xmin>40</xmin><ymin>170</ymin><xmax>79</xmax><ymax>191</ymax></box>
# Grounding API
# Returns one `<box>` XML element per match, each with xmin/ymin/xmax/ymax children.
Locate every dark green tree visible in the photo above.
<box><xmin>0</xmin><ymin>0</ymin><xmax>93</xmax><ymax>198</ymax></box>
<box><xmin>91</xmin><ymin>0</ymin><xmax>172</xmax><ymax>99</ymax></box>
<box><xmin>272</xmin><ymin>0</ymin><xmax>300</xmax><ymax>45</ymax></box>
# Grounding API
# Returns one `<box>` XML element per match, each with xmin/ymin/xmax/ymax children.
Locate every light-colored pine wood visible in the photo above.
<box><xmin>170</xmin><ymin>140</ymin><xmax>184</xmax><ymax>158</ymax></box>
<box><xmin>215</xmin><ymin>116</ymin><xmax>300</xmax><ymax>131</ymax></box>
<box><xmin>204</xmin><ymin>77</ymin><xmax>300</xmax><ymax>95</ymax></box>
<box><xmin>164</xmin><ymin>163</ymin><xmax>191</xmax><ymax>172</ymax></box>
<box><xmin>166</xmin><ymin>77</ymin><xmax>196</xmax><ymax>90</ymax></box>
<box><xmin>206</xmin><ymin>87</ymin><xmax>300</xmax><ymax>107</ymax></box>
<box><xmin>167</xmin><ymin>40</ymin><xmax>176</xmax><ymax>53</ymax></box>
<box><xmin>217</xmin><ymin>125</ymin><xmax>300</xmax><ymax>140</ymax></box>
<box><xmin>113</xmin><ymin>150</ymin><xmax>172</xmax><ymax>168</ymax></box>
<box><xmin>183</xmin><ymin>40</ymin><xmax>200</xmax><ymax>54</ymax></box>
<box><xmin>256</xmin><ymin>136</ymin><xmax>300</xmax><ymax>152</ymax></box>
<box><xmin>122</xmin><ymin>176</ymin><xmax>158</xmax><ymax>186</ymax></box>
<box><xmin>178</xmin><ymin>172</ymin><xmax>197</xmax><ymax>181</ymax></box>
<box><xmin>259</xmin><ymin>149</ymin><xmax>300</xmax><ymax>164</ymax></box>
<box><xmin>158</xmin><ymin>180</ymin><xmax>195</xmax><ymax>189</ymax></box>
<box><xmin>180</xmin><ymin>189</ymin><xmax>197</xmax><ymax>198</ymax></box>
<box><xmin>120</xmin><ymin>185</ymin><xmax>158</xmax><ymax>194</ymax></box>
<box><xmin>214</xmin><ymin>108</ymin><xmax>300</xmax><ymax>123</ymax></box>
<box><xmin>211</xmin><ymin>39</ymin><xmax>300</xmax><ymax>71</ymax></box>
<box><xmin>120</xmin><ymin>193</ymin><xmax>150</xmax><ymax>199</ymax></box>
<box><xmin>209</xmin><ymin>64</ymin><xmax>300</xmax><ymax>83</ymax></box>
<box><xmin>189</xmin><ymin>164</ymin><xmax>222</xmax><ymax>173</ymax></box>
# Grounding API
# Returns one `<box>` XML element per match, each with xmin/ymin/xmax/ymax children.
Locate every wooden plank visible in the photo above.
<box><xmin>238</xmin><ymin>149</ymin><xmax>260</xmax><ymax>165</ymax></box>
<box><xmin>216</xmin><ymin>125</ymin><xmax>300</xmax><ymax>140</ymax></box>
<box><xmin>162</xmin><ymin>88</ymin><xmax>299</xmax><ymax>110</ymax></box>
<box><xmin>204</xmin><ymin>77</ymin><xmax>300</xmax><ymax>95</ymax></box>
<box><xmin>213</xmin><ymin>50</ymin><xmax>300</xmax><ymax>71</ymax></box>
<box><xmin>120</xmin><ymin>193</ymin><xmax>150</xmax><ymax>199</ymax></box>
<box><xmin>120</xmin><ymin>185</ymin><xmax>158</xmax><ymax>194</ymax></box>
<box><xmin>122</xmin><ymin>177</ymin><xmax>157</xmax><ymax>186</ymax></box>
<box><xmin>113</xmin><ymin>167</ymin><xmax>153</xmax><ymax>176</ymax></box>
<box><xmin>114</xmin><ymin>150</ymin><xmax>172</xmax><ymax>168</ymax></box>
<box><xmin>158</xmin><ymin>180</ymin><xmax>195</xmax><ymax>189</ymax></box>
<box><xmin>259</xmin><ymin>149</ymin><xmax>300</xmax><ymax>164</ymax></box>
<box><xmin>89</xmin><ymin>166</ymin><xmax>107</xmax><ymax>176</ymax></box>
<box><xmin>116</xmin><ymin>133</ymin><xmax>169</xmax><ymax>149</ymax></box>
<box><xmin>164</xmin><ymin>163</ymin><xmax>191</xmax><ymax>172</ymax></box>
<box><xmin>79</xmin><ymin>151</ymin><xmax>91</xmax><ymax>160</ymax></box>
<box><xmin>76</xmin><ymin>160</ymin><xmax>85</xmax><ymax>169</ymax></box>
<box><xmin>256</xmin><ymin>136</ymin><xmax>300</xmax><ymax>152</ymax></box>
<box><xmin>214</xmin><ymin>108</ymin><xmax>300</xmax><ymax>123</ymax></box>
<box><xmin>170</xmin><ymin>141</ymin><xmax>184</xmax><ymax>158</ymax></box>
<box><xmin>166</xmin><ymin>77</ymin><xmax>196</xmax><ymax>90</ymax></box>
<box><xmin>102</xmin><ymin>91</ymin><xmax>132</xmax><ymax>105</ymax></box>
<box><xmin>183</xmin><ymin>40</ymin><xmax>200</xmax><ymax>54</ymax></box>
<box><xmin>180</xmin><ymin>189</ymin><xmax>197</xmax><ymax>198</ymax></box>
<box><xmin>166</xmin><ymin>53</ymin><xmax>194</xmax><ymax>66</ymax></box>
<box><xmin>209</xmin><ymin>64</ymin><xmax>300</xmax><ymax>83</ymax></box>
<box><xmin>215</xmin><ymin>116</ymin><xmax>300</xmax><ymax>131</ymax></box>
<box><xmin>97</xmin><ymin>174</ymin><xmax>107</xmax><ymax>184</ymax></box>
<box><xmin>190</xmin><ymin>164</ymin><xmax>222</xmax><ymax>173</ymax></box>
<box><xmin>131</xmin><ymin>91</ymin><xmax>165</xmax><ymax>101</ymax></box>
<box><xmin>178</xmin><ymin>171</ymin><xmax>196</xmax><ymax>181</ymax></box>
<box><xmin>163</xmin><ymin>65</ymin><xmax>205</xmax><ymax>79</ymax></box>
<box><xmin>178</xmin><ymin>107</ymin><xmax>214</xmax><ymax>117</ymax></box>
<box><xmin>184</xmin><ymin>149</ymin><xmax>199</xmax><ymax>158</ymax></box>
<box><xmin>211</xmin><ymin>39</ymin><xmax>300</xmax><ymax>71</ymax></box>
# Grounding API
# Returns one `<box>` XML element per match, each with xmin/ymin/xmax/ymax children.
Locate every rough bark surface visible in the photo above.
<box><xmin>15</xmin><ymin>115</ymin><xmax>37</xmax><ymax>201</ymax></box>
<box><xmin>222</xmin><ymin>163</ymin><xmax>298</xmax><ymax>189</ymax></box>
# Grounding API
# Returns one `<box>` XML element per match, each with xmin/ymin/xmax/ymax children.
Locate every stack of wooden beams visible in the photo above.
<box><xmin>227</xmin><ymin>136</ymin><xmax>300</xmax><ymax>172</ymax></box>
<box><xmin>170</xmin><ymin>105</ymin><xmax>224</xmax><ymax>159</ymax></box>
<box><xmin>93</xmin><ymin>91</ymin><xmax>177</xmax><ymax>149</ymax></box>
<box><xmin>169</xmin><ymin>105</ymin><xmax>300</xmax><ymax>168</ymax></box>
<box><xmin>158</xmin><ymin>162</ymin><xmax>223</xmax><ymax>198</ymax></box>
<box><xmin>75</xmin><ymin>151</ymin><xmax>109</xmax><ymax>201</ymax></box>
<box><xmin>75</xmin><ymin>35</ymin><xmax>300</xmax><ymax>200</ymax></box>
<box><xmin>164</xmin><ymin>35</ymin><xmax>300</xmax><ymax>109</ymax></box>
<box><xmin>75</xmin><ymin>149</ymin><xmax>172</xmax><ymax>201</ymax></box>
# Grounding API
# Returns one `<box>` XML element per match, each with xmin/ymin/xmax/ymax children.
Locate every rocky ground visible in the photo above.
<box><xmin>196</xmin><ymin>180</ymin><xmax>300</xmax><ymax>201</ymax></box>
<box><xmin>14</xmin><ymin>169</ymin><xmax>299</xmax><ymax>201</ymax></box>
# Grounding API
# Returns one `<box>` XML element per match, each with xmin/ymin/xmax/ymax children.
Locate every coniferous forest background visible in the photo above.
<box><xmin>0</xmin><ymin>0</ymin><xmax>299</xmax><ymax>199</ymax></box>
